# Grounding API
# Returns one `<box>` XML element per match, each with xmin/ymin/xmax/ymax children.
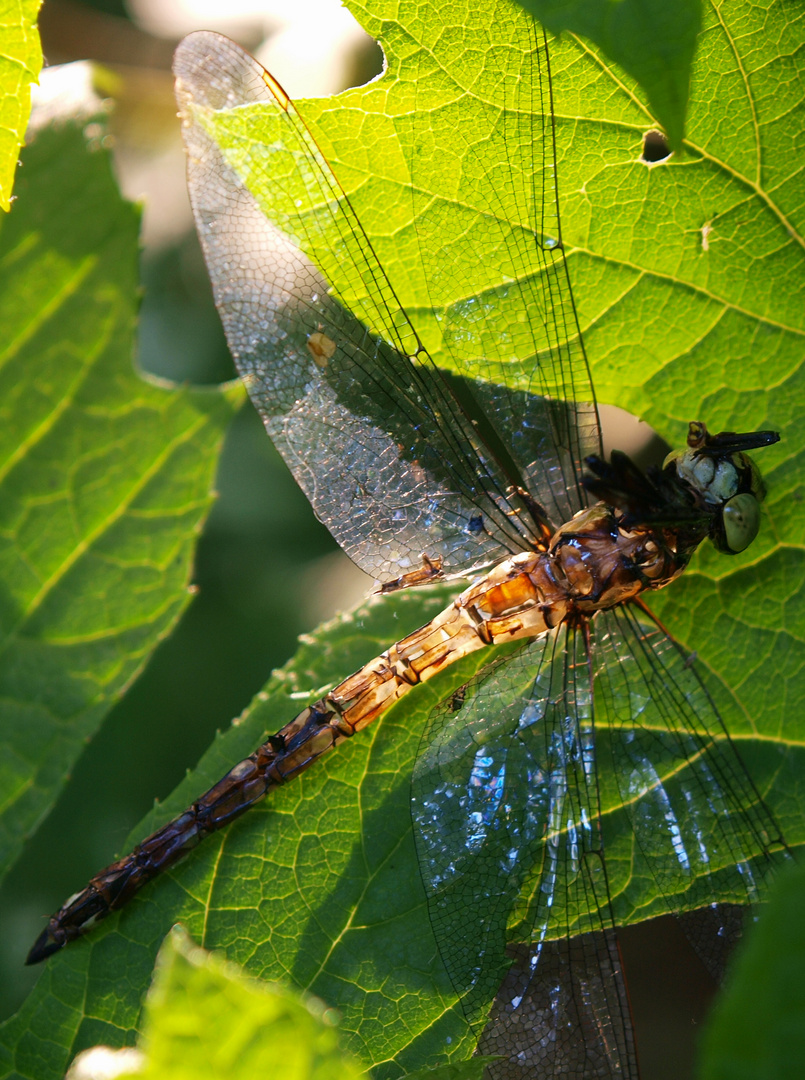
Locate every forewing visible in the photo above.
<box><xmin>407</xmin><ymin>13</ymin><xmax>602</xmax><ymax>521</ymax></box>
<box><xmin>173</xmin><ymin>32</ymin><xmax>541</xmax><ymax>584</ymax></box>
<box><xmin>412</xmin><ymin>629</ymin><xmax>637</xmax><ymax>1079</ymax></box>
<box><xmin>592</xmin><ymin>604</ymin><xmax>788</xmax><ymax>977</ymax></box>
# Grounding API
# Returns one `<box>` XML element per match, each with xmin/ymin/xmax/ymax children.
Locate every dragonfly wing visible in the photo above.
<box><xmin>477</xmin><ymin>931</ymin><xmax>633</xmax><ymax>1080</ymax></box>
<box><xmin>591</xmin><ymin>605</ymin><xmax>788</xmax><ymax>973</ymax></box>
<box><xmin>412</xmin><ymin>628</ymin><xmax>638</xmax><ymax>1078</ymax></box>
<box><xmin>406</xmin><ymin>13</ymin><xmax>602</xmax><ymax>522</ymax></box>
<box><xmin>174</xmin><ymin>33</ymin><xmax>546</xmax><ymax>584</ymax></box>
<box><xmin>676</xmin><ymin>902</ymin><xmax>746</xmax><ymax>984</ymax></box>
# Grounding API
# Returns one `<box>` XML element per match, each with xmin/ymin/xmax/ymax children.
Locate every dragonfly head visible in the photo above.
<box><xmin>663</xmin><ymin>421</ymin><xmax>779</xmax><ymax>554</ymax></box>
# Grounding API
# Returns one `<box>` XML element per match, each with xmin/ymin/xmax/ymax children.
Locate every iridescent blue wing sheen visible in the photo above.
<box><xmin>412</xmin><ymin>627</ymin><xmax>638</xmax><ymax>1079</ymax></box>
<box><xmin>591</xmin><ymin>605</ymin><xmax>788</xmax><ymax>976</ymax></box>
<box><xmin>412</xmin><ymin>605</ymin><xmax>788</xmax><ymax>1077</ymax></box>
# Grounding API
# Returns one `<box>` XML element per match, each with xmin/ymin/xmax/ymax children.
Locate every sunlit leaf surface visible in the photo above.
<box><xmin>97</xmin><ymin>927</ymin><xmax>366</xmax><ymax>1080</ymax></box>
<box><xmin>0</xmin><ymin>0</ymin><xmax>42</xmax><ymax>211</ymax></box>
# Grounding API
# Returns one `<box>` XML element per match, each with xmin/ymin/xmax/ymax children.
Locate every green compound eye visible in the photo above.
<box><xmin>722</xmin><ymin>493</ymin><xmax>761</xmax><ymax>553</ymax></box>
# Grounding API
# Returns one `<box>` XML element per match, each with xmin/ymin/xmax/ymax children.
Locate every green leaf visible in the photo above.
<box><xmin>250</xmin><ymin>0</ymin><xmax>803</xmax><ymax>461</ymax></box>
<box><xmin>0</xmin><ymin>584</ymin><xmax>481</xmax><ymax>1079</ymax></box>
<box><xmin>3</xmin><ymin>2</ymin><xmax>804</xmax><ymax>1079</ymax></box>
<box><xmin>0</xmin><ymin>99</ymin><xmax>239</xmax><ymax>887</ymax></box>
<box><xmin>698</xmin><ymin>859</ymin><xmax>805</xmax><ymax>1079</ymax></box>
<box><xmin>83</xmin><ymin>926</ymin><xmax>366</xmax><ymax>1080</ymax></box>
<box><xmin>0</xmin><ymin>0</ymin><xmax>43</xmax><ymax>211</ymax></box>
<box><xmin>402</xmin><ymin>1056</ymin><xmax>501</xmax><ymax>1080</ymax></box>
<box><xmin>514</xmin><ymin>0</ymin><xmax>701</xmax><ymax>150</ymax></box>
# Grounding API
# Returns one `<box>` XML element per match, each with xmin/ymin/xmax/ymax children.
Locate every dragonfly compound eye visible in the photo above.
<box><xmin>720</xmin><ymin>492</ymin><xmax>761</xmax><ymax>553</ymax></box>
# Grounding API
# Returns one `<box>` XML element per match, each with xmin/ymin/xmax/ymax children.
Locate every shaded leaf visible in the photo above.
<box><xmin>403</xmin><ymin>1057</ymin><xmax>500</xmax><ymax>1080</ymax></box>
<box><xmin>515</xmin><ymin>0</ymin><xmax>700</xmax><ymax>149</ymax></box>
<box><xmin>0</xmin><ymin>585</ymin><xmax>479</xmax><ymax>1079</ymax></box>
<box><xmin>0</xmin><ymin>95</ymin><xmax>239</xmax><ymax>887</ymax></box>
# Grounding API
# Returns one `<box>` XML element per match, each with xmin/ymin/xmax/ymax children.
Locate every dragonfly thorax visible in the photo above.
<box><xmin>548</xmin><ymin>504</ymin><xmax>683</xmax><ymax>610</ymax></box>
<box><xmin>453</xmin><ymin>504</ymin><xmax>685</xmax><ymax>652</ymax></box>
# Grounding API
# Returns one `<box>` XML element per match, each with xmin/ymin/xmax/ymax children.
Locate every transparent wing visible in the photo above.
<box><xmin>592</xmin><ymin>604</ymin><xmax>789</xmax><ymax>976</ymax></box>
<box><xmin>412</xmin><ymin>628</ymin><xmax>637</xmax><ymax>1079</ymax></box>
<box><xmin>412</xmin><ymin>606</ymin><xmax>788</xmax><ymax>1077</ymax></box>
<box><xmin>407</xmin><ymin>10</ymin><xmax>602</xmax><ymax>522</ymax></box>
<box><xmin>174</xmin><ymin>32</ymin><xmax>552</xmax><ymax>584</ymax></box>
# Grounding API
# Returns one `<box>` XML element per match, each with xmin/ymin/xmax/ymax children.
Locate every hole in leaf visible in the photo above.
<box><xmin>641</xmin><ymin>129</ymin><xmax>672</xmax><ymax>164</ymax></box>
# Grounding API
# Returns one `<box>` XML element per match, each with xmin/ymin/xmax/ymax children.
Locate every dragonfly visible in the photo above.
<box><xmin>28</xmin><ymin>14</ymin><xmax>788</xmax><ymax>1079</ymax></box>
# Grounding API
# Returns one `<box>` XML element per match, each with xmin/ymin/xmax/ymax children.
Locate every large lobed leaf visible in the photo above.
<box><xmin>0</xmin><ymin>109</ymin><xmax>239</xmax><ymax>891</ymax></box>
<box><xmin>3</xmin><ymin>1</ymin><xmax>804</xmax><ymax>1078</ymax></box>
<box><xmin>0</xmin><ymin>71</ymin><xmax>241</xmax><ymax>1054</ymax></box>
<box><xmin>63</xmin><ymin>928</ymin><xmax>491</xmax><ymax>1080</ymax></box>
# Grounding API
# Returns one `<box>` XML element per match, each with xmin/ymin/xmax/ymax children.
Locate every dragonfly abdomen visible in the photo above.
<box><xmin>27</xmin><ymin>504</ymin><xmax>682</xmax><ymax>963</ymax></box>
